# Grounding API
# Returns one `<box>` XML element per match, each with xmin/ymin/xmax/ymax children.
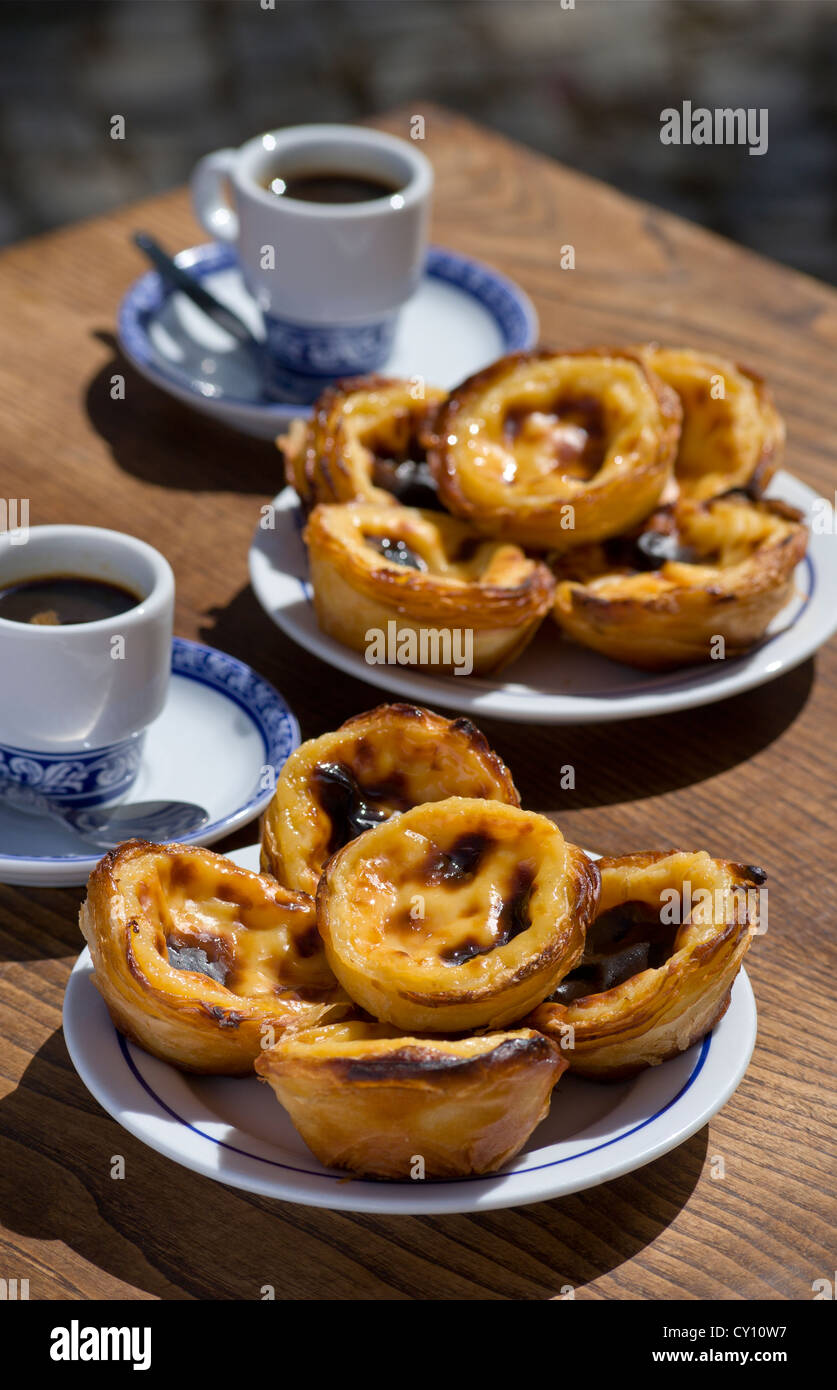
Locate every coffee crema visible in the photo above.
<box><xmin>0</xmin><ymin>574</ymin><xmax>141</xmax><ymax>626</ymax></box>
<box><xmin>258</xmin><ymin>166</ymin><xmax>403</xmax><ymax>205</ymax></box>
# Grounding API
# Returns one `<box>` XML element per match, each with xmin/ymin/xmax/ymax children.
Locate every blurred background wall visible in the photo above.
<box><xmin>1</xmin><ymin>0</ymin><xmax>834</xmax><ymax>281</ymax></box>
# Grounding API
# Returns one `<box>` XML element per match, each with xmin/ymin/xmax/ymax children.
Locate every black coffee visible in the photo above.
<box><xmin>259</xmin><ymin>166</ymin><xmax>402</xmax><ymax>204</ymax></box>
<box><xmin>0</xmin><ymin>574</ymin><xmax>140</xmax><ymax>626</ymax></box>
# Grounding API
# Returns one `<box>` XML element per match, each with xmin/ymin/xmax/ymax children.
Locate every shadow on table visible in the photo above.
<box><xmin>84</xmin><ymin>332</ymin><xmax>279</xmax><ymax>495</ymax></box>
<box><xmin>0</xmin><ymin>1030</ymin><xmax>707</xmax><ymax>1300</ymax></box>
<box><xmin>197</xmin><ymin>583</ymin><xmax>409</xmax><ymax>740</ymax></box>
<box><xmin>199</xmin><ymin>577</ymin><xmax>816</xmax><ymax>812</ymax></box>
<box><xmin>0</xmin><ymin>884</ymin><xmax>84</xmax><ymax>964</ymax></box>
<box><xmin>516</xmin><ymin>656</ymin><xmax>815</xmax><ymax>812</ymax></box>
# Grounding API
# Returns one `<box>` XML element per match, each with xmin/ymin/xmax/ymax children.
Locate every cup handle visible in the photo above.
<box><xmin>191</xmin><ymin>148</ymin><xmax>239</xmax><ymax>242</ymax></box>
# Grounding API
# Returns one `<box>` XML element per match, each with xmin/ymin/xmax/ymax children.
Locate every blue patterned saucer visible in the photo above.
<box><xmin>117</xmin><ymin>242</ymin><xmax>538</xmax><ymax>438</ymax></box>
<box><xmin>0</xmin><ymin>637</ymin><xmax>299</xmax><ymax>888</ymax></box>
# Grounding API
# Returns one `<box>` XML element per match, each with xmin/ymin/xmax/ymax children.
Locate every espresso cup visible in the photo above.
<box><xmin>0</xmin><ymin>526</ymin><xmax>174</xmax><ymax>808</ymax></box>
<box><xmin>191</xmin><ymin>123</ymin><xmax>432</xmax><ymax>397</ymax></box>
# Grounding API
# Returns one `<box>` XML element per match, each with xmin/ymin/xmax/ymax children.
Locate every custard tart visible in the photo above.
<box><xmin>261</xmin><ymin>703</ymin><xmax>520</xmax><ymax>895</ymax></box>
<box><xmin>552</xmin><ymin>492</ymin><xmax>807</xmax><ymax>669</ymax></box>
<box><xmin>79</xmin><ymin>841</ymin><xmax>350</xmax><ymax>1074</ymax></box>
<box><xmin>316</xmin><ymin>796</ymin><xmax>600</xmax><ymax>1033</ymax></box>
<box><xmin>305</xmin><ymin>502</ymin><xmax>555</xmax><ymax>674</ymax></box>
<box><xmin>527</xmin><ymin>850</ymin><xmax>762</xmax><ymax>1080</ymax></box>
<box><xmin>641</xmin><ymin>345</ymin><xmax>784</xmax><ymax>500</ymax></box>
<box><xmin>427</xmin><ymin>349</ymin><xmax>681</xmax><ymax>549</ymax></box>
<box><xmin>256</xmin><ymin>1020</ymin><xmax>566</xmax><ymax>1179</ymax></box>
<box><xmin>281</xmin><ymin>375</ymin><xmax>447</xmax><ymax>508</ymax></box>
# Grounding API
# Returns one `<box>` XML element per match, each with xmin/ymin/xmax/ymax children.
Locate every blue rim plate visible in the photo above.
<box><xmin>117</xmin><ymin>242</ymin><xmax>538</xmax><ymax>436</ymax></box>
<box><xmin>0</xmin><ymin>637</ymin><xmax>299</xmax><ymax>887</ymax></box>
<box><xmin>62</xmin><ymin>843</ymin><xmax>758</xmax><ymax>1215</ymax></box>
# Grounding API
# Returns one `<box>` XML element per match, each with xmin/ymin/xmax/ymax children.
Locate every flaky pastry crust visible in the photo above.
<box><xmin>255</xmin><ymin>1020</ymin><xmax>566</xmax><ymax>1178</ymax></box>
<box><xmin>527</xmin><ymin>850</ymin><xmax>762</xmax><ymax>1079</ymax></box>
<box><xmin>305</xmin><ymin>501</ymin><xmax>556</xmax><ymax>674</ymax></box>
<box><xmin>427</xmin><ymin>348</ymin><xmax>681</xmax><ymax>549</ymax></box>
<box><xmin>79</xmin><ymin>841</ymin><xmax>350</xmax><ymax>1074</ymax></box>
<box><xmin>281</xmin><ymin>375</ymin><xmax>447</xmax><ymax>507</ymax></box>
<box><xmin>260</xmin><ymin>703</ymin><xmax>520</xmax><ymax>895</ymax></box>
<box><xmin>640</xmin><ymin>345</ymin><xmax>784</xmax><ymax>500</ymax></box>
<box><xmin>316</xmin><ymin>796</ymin><xmax>600</xmax><ymax>1033</ymax></box>
<box><xmin>552</xmin><ymin>493</ymin><xmax>807</xmax><ymax>668</ymax></box>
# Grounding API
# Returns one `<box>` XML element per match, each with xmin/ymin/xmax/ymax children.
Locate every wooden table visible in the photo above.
<box><xmin>0</xmin><ymin>106</ymin><xmax>834</xmax><ymax>1302</ymax></box>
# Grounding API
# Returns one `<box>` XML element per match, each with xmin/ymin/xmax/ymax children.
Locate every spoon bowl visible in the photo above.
<box><xmin>0</xmin><ymin>775</ymin><xmax>209</xmax><ymax>850</ymax></box>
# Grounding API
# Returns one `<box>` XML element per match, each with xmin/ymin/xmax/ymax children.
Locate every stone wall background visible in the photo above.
<box><xmin>1</xmin><ymin>0</ymin><xmax>834</xmax><ymax>281</ymax></box>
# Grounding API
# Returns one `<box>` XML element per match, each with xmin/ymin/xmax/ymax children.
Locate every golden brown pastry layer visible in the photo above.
<box><xmin>552</xmin><ymin>493</ymin><xmax>807</xmax><ymax>668</ymax></box>
<box><xmin>640</xmin><ymin>345</ymin><xmax>784</xmax><ymax>500</ymax></box>
<box><xmin>79</xmin><ymin>841</ymin><xmax>350</xmax><ymax>1074</ymax></box>
<box><xmin>281</xmin><ymin>375</ymin><xmax>447</xmax><ymax>507</ymax></box>
<box><xmin>427</xmin><ymin>348</ymin><xmax>681</xmax><ymax>549</ymax></box>
<box><xmin>260</xmin><ymin>702</ymin><xmax>520</xmax><ymax>895</ymax></box>
<box><xmin>255</xmin><ymin>1020</ymin><xmax>566</xmax><ymax>1178</ymax></box>
<box><xmin>305</xmin><ymin>501</ymin><xmax>555</xmax><ymax>674</ymax></box>
<box><xmin>316</xmin><ymin>796</ymin><xmax>600</xmax><ymax>1033</ymax></box>
<box><xmin>527</xmin><ymin>850</ymin><xmax>762</xmax><ymax>1079</ymax></box>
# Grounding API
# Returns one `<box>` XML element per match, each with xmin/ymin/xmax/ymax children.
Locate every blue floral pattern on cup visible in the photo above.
<box><xmin>0</xmin><ymin>637</ymin><xmax>300</xmax><ymax>868</ymax></box>
<box><xmin>0</xmin><ymin>734</ymin><xmax>145</xmax><ymax>809</ymax></box>
<box><xmin>263</xmin><ymin>312</ymin><xmax>396</xmax><ymax>377</ymax></box>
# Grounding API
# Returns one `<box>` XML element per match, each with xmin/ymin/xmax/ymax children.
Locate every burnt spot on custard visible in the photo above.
<box><xmin>440</xmin><ymin>861</ymin><xmax>536</xmax><ymax>965</ymax></box>
<box><xmin>631</xmin><ymin>529</ymin><xmax>700</xmax><ymax>567</ymax></box>
<box><xmin>371</xmin><ymin>456</ymin><xmax>441</xmax><ymax>509</ymax></box>
<box><xmin>294</xmin><ymin>922</ymin><xmax>324</xmax><ymax>959</ymax></box>
<box><xmin>168</xmin><ymin>858</ymin><xmax>198</xmax><ymax>889</ymax></box>
<box><xmin>424</xmin><ymin>831</ymin><xmax>492</xmax><ymax>887</ymax></box>
<box><xmin>550</xmin><ymin>898</ymin><xmax>676</xmax><ymax>1003</ymax></box>
<box><xmin>365</xmin><ymin>407</ymin><xmax>443</xmax><ymax>510</ymax></box>
<box><xmin>215</xmin><ymin>882</ymin><xmax>253</xmax><ymax>908</ymax></box>
<box><xmin>454</xmin><ymin>534</ymin><xmax>484</xmax><ymax>564</ymax></box>
<box><xmin>364</xmin><ymin>534</ymin><xmax>427</xmax><ymax>571</ymax></box>
<box><xmin>498</xmin><ymin>861</ymin><xmax>536</xmax><ymax>941</ymax></box>
<box><xmin>503</xmin><ymin>394</ymin><xmax>607</xmax><ymax>480</ymax></box>
<box><xmin>340</xmin><ymin>1033</ymin><xmax>553</xmax><ymax>1082</ymax></box>
<box><xmin>601</xmin><ymin>510</ymin><xmax>701</xmax><ymax>571</ymax></box>
<box><xmin>166</xmin><ymin>930</ymin><xmax>233</xmax><ymax>986</ymax></box>
<box><xmin>312</xmin><ymin>761</ymin><xmax>410</xmax><ymax>853</ymax></box>
<box><xmin>440</xmin><ymin>934</ymin><xmax>486</xmax><ymax>966</ymax></box>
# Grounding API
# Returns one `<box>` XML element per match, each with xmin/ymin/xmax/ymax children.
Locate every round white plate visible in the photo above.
<box><xmin>63</xmin><ymin>843</ymin><xmax>757</xmax><ymax>1215</ymax></box>
<box><xmin>117</xmin><ymin>242</ymin><xmax>537</xmax><ymax>439</ymax></box>
<box><xmin>0</xmin><ymin>640</ymin><xmax>299</xmax><ymax>888</ymax></box>
<box><xmin>250</xmin><ymin>472</ymin><xmax>835</xmax><ymax>724</ymax></box>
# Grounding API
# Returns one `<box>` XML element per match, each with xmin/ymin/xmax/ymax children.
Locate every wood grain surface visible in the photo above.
<box><xmin>0</xmin><ymin>105</ymin><xmax>834</xmax><ymax>1301</ymax></box>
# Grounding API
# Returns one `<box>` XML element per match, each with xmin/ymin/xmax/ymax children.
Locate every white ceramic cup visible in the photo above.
<box><xmin>191</xmin><ymin>123</ymin><xmax>433</xmax><ymax>396</ymax></box>
<box><xmin>0</xmin><ymin>526</ymin><xmax>174</xmax><ymax>807</ymax></box>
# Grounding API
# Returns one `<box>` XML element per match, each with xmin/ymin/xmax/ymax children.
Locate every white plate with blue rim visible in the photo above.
<box><xmin>250</xmin><ymin>472</ymin><xmax>837</xmax><ymax>724</ymax></box>
<box><xmin>0</xmin><ymin>638</ymin><xmax>299</xmax><ymax>888</ymax></box>
<box><xmin>117</xmin><ymin>242</ymin><xmax>538</xmax><ymax>439</ymax></box>
<box><xmin>63</xmin><ymin>842</ymin><xmax>757</xmax><ymax>1214</ymax></box>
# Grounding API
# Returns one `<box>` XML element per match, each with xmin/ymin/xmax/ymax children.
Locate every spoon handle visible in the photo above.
<box><xmin>0</xmin><ymin>774</ymin><xmax>77</xmax><ymax>829</ymax></box>
<box><xmin>133</xmin><ymin>231</ymin><xmax>261</xmax><ymax>349</ymax></box>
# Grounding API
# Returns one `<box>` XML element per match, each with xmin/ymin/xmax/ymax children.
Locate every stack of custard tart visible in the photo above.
<box><xmin>80</xmin><ymin>703</ymin><xmax>763</xmax><ymax>1180</ymax></box>
<box><xmin>281</xmin><ymin>347</ymin><xmax>807</xmax><ymax>673</ymax></box>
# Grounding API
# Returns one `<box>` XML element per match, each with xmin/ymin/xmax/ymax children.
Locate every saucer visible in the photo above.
<box><xmin>0</xmin><ymin>638</ymin><xmax>299</xmax><ymax>888</ymax></box>
<box><xmin>117</xmin><ymin>242</ymin><xmax>538</xmax><ymax>438</ymax></box>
